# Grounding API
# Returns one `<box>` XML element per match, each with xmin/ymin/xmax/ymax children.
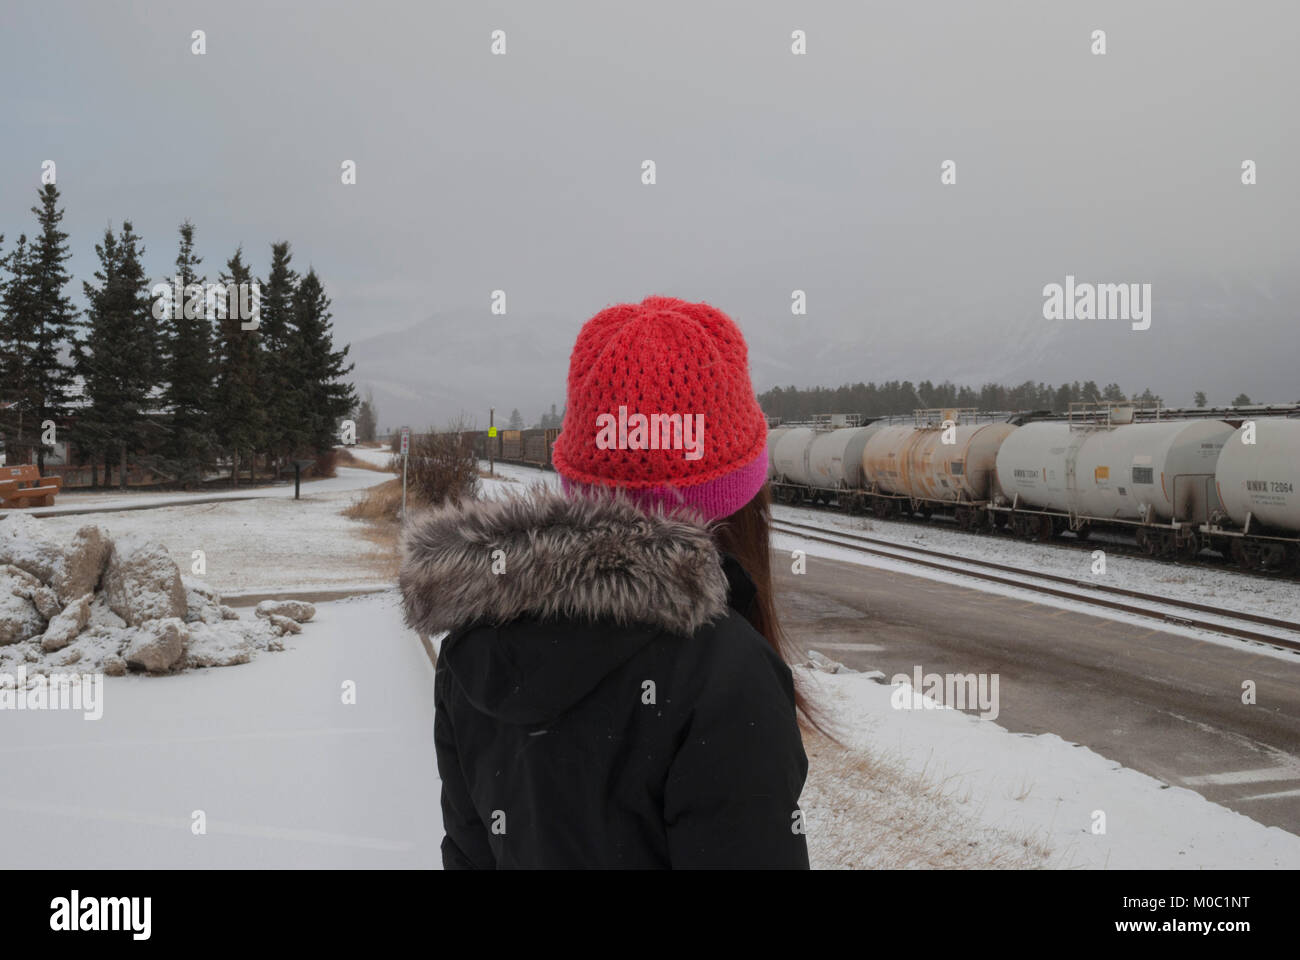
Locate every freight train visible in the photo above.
<box><xmin>469</xmin><ymin>428</ymin><xmax>560</xmax><ymax>470</ymax></box>
<box><xmin>768</xmin><ymin>405</ymin><xmax>1300</xmax><ymax>573</ymax></box>
<box><xmin>466</xmin><ymin>406</ymin><xmax>1300</xmax><ymax>573</ymax></box>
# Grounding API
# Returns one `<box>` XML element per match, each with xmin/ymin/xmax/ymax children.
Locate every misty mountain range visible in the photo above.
<box><xmin>350</xmin><ymin>273</ymin><xmax>1297</xmax><ymax>431</ymax></box>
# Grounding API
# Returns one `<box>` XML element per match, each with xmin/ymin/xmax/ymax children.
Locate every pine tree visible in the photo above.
<box><xmin>1194</xmin><ymin>391</ymin><xmax>1207</xmax><ymax>408</ymax></box>
<box><xmin>159</xmin><ymin>221</ymin><xmax>215</xmax><ymax>487</ymax></box>
<box><xmin>508</xmin><ymin>408</ymin><xmax>523</xmax><ymax>429</ymax></box>
<box><xmin>258</xmin><ymin>242</ymin><xmax>300</xmax><ymax>477</ymax></box>
<box><xmin>0</xmin><ymin>234</ymin><xmax>36</xmax><ymax>463</ymax></box>
<box><xmin>72</xmin><ymin>227</ymin><xmax>119</xmax><ymax>485</ymax></box>
<box><xmin>212</xmin><ymin>248</ymin><xmax>266</xmax><ymax>486</ymax></box>
<box><xmin>355</xmin><ymin>388</ymin><xmax>378</xmax><ymax>443</ymax></box>
<box><xmin>291</xmin><ymin>268</ymin><xmax>356</xmax><ymax>454</ymax></box>
<box><xmin>75</xmin><ymin>222</ymin><xmax>158</xmax><ymax>490</ymax></box>
<box><xmin>24</xmin><ymin>185</ymin><xmax>79</xmax><ymax>472</ymax></box>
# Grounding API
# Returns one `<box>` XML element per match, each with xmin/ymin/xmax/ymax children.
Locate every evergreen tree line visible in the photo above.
<box><xmin>0</xmin><ymin>184</ymin><xmax>357</xmax><ymax>487</ymax></box>
<box><xmin>760</xmin><ymin>379</ymin><xmax>1266</xmax><ymax>423</ymax></box>
<box><xmin>503</xmin><ymin>403</ymin><xmax>563</xmax><ymax>432</ymax></box>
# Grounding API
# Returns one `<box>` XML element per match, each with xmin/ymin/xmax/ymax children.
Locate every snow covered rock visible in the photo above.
<box><xmin>268</xmin><ymin>614</ymin><xmax>302</xmax><ymax>635</ymax></box>
<box><xmin>124</xmin><ymin>617</ymin><xmax>188</xmax><ymax>672</ymax></box>
<box><xmin>0</xmin><ymin>563</ymin><xmax>60</xmax><ymax>619</ymax></box>
<box><xmin>88</xmin><ymin>594</ymin><xmax>127</xmax><ymax>630</ymax></box>
<box><xmin>184</xmin><ymin>621</ymin><xmax>254</xmax><ymax>668</ymax></box>
<box><xmin>255</xmin><ymin>599</ymin><xmax>316</xmax><ymax>623</ymax></box>
<box><xmin>31</xmin><ymin>585</ymin><xmax>61</xmax><ymax>619</ymax></box>
<box><xmin>182</xmin><ymin>577</ymin><xmax>239</xmax><ymax>626</ymax></box>
<box><xmin>0</xmin><ymin>519</ymin><xmax>317</xmax><ymax>678</ymax></box>
<box><xmin>102</xmin><ymin>535</ymin><xmax>188</xmax><ymax>626</ymax></box>
<box><xmin>0</xmin><ymin>593</ymin><xmax>45</xmax><ymax>645</ymax></box>
<box><xmin>41</xmin><ymin>593</ymin><xmax>93</xmax><ymax>652</ymax></box>
<box><xmin>53</xmin><ymin>525</ymin><xmax>109</xmax><ymax>603</ymax></box>
<box><xmin>0</xmin><ymin>566</ymin><xmax>48</xmax><ymax>645</ymax></box>
<box><xmin>0</xmin><ymin>513</ymin><xmax>64</xmax><ymax>584</ymax></box>
<box><xmin>805</xmin><ymin>650</ymin><xmax>856</xmax><ymax>674</ymax></box>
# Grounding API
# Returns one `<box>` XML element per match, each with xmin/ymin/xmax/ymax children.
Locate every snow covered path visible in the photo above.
<box><xmin>0</xmin><ymin>592</ymin><xmax>443</xmax><ymax>868</ymax></box>
<box><xmin>37</xmin><ymin>474</ymin><xmax>394</xmax><ymax>597</ymax></box>
<box><xmin>804</xmin><ymin>670</ymin><xmax>1300</xmax><ymax>869</ymax></box>
<box><xmin>346</xmin><ymin>446</ymin><xmax>396</xmax><ymax>469</ymax></box>
<box><xmin>25</xmin><ymin>466</ymin><xmax>387</xmax><ymax>518</ymax></box>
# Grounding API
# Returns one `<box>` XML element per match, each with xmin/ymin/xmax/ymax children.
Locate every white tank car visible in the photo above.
<box><xmin>807</xmin><ymin>425</ymin><xmax>884</xmax><ymax>489</ymax></box>
<box><xmin>996</xmin><ymin>419</ymin><xmax>1234</xmax><ymax>523</ymax></box>
<box><xmin>861</xmin><ymin>422</ymin><xmax>1015</xmax><ymax>502</ymax></box>
<box><xmin>771</xmin><ymin>427</ymin><xmax>817</xmax><ymax>485</ymax></box>
<box><xmin>858</xmin><ymin>425</ymin><xmax>916</xmax><ymax>494</ymax></box>
<box><xmin>766</xmin><ymin>427</ymin><xmax>789</xmax><ymax>478</ymax></box>
<box><xmin>1214</xmin><ymin>419</ymin><xmax>1300</xmax><ymax>533</ymax></box>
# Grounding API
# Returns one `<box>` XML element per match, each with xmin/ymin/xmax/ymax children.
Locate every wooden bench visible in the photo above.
<box><xmin>0</xmin><ymin>465</ymin><xmax>63</xmax><ymax>508</ymax></box>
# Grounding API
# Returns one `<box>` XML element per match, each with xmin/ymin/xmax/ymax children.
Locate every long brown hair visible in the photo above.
<box><xmin>713</xmin><ymin>483</ymin><xmax>834</xmax><ymax>738</ymax></box>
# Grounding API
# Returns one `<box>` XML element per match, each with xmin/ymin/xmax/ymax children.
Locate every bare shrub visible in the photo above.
<box><xmin>393</xmin><ymin>418</ymin><xmax>478</xmax><ymax>508</ymax></box>
<box><xmin>311</xmin><ymin>448</ymin><xmax>340</xmax><ymax>479</ymax></box>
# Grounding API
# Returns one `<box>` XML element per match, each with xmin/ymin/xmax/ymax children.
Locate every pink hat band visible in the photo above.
<box><xmin>560</xmin><ymin>444</ymin><xmax>767</xmax><ymax>521</ymax></box>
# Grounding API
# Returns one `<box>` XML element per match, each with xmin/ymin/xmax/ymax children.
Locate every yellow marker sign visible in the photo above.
<box><xmin>488</xmin><ymin>426</ymin><xmax>497</xmax><ymax>437</ymax></box>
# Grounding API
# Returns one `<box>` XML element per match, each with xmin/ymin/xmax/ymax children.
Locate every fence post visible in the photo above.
<box><xmin>400</xmin><ymin>426</ymin><xmax>410</xmax><ymax>521</ymax></box>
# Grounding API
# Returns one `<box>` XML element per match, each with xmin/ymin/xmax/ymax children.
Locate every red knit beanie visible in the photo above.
<box><xmin>551</xmin><ymin>296</ymin><xmax>768</xmax><ymax>519</ymax></box>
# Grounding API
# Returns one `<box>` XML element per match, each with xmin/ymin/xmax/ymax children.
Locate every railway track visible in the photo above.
<box><xmin>771</xmin><ymin>517</ymin><xmax>1300</xmax><ymax>653</ymax></box>
<box><xmin>775</xmin><ymin>492</ymin><xmax>1300</xmax><ymax>580</ymax></box>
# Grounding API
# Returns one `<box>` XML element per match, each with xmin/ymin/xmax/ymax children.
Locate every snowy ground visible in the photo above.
<box><xmin>7</xmin><ymin>457</ymin><xmax>1297</xmax><ymax>869</ymax></box>
<box><xmin>768</xmin><ymin>529</ymin><xmax>1300</xmax><ymax>663</ymax></box>
<box><xmin>479</xmin><ymin>462</ymin><xmax>1299</xmax><ymax>654</ymax></box>
<box><xmin>26</xmin><ymin>465</ymin><xmax>386</xmax><ymax>518</ymax></box>
<box><xmin>346</xmin><ymin>445</ymin><xmax>396</xmax><ymax>470</ymax></box>
<box><xmin>772</xmin><ymin>501</ymin><xmax>1300</xmax><ymax>626</ymax></box>
<box><xmin>803</xmin><ymin>669</ymin><xmax>1300</xmax><ymax>869</ymax></box>
<box><xmin>480</xmin><ymin>461</ymin><xmax>1300</xmax><ymax>866</ymax></box>
<box><xmin>35</xmin><ymin>467</ymin><xmax>393</xmax><ymax>597</ymax></box>
<box><xmin>1</xmin><ymin>592</ymin><xmax>441</xmax><ymax>868</ymax></box>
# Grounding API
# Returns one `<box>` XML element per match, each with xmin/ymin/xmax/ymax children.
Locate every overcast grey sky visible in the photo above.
<box><xmin>3</xmin><ymin>0</ymin><xmax>1296</xmax><ymax>426</ymax></box>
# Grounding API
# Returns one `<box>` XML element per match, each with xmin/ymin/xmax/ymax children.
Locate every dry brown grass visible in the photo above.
<box><xmin>800</xmin><ymin>727</ymin><xmax>1056</xmax><ymax>869</ymax></box>
<box><xmin>343</xmin><ymin>478</ymin><xmax>405</xmax><ymax>521</ymax></box>
<box><xmin>342</xmin><ymin>479</ymin><xmax>409</xmax><ymax>578</ymax></box>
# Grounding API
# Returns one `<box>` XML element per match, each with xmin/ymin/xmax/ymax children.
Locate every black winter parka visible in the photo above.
<box><xmin>399</xmin><ymin>487</ymin><xmax>810</xmax><ymax>869</ymax></box>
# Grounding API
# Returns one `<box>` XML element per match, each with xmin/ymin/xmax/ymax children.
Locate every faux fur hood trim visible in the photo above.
<box><xmin>399</xmin><ymin>486</ymin><xmax>730</xmax><ymax>637</ymax></box>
